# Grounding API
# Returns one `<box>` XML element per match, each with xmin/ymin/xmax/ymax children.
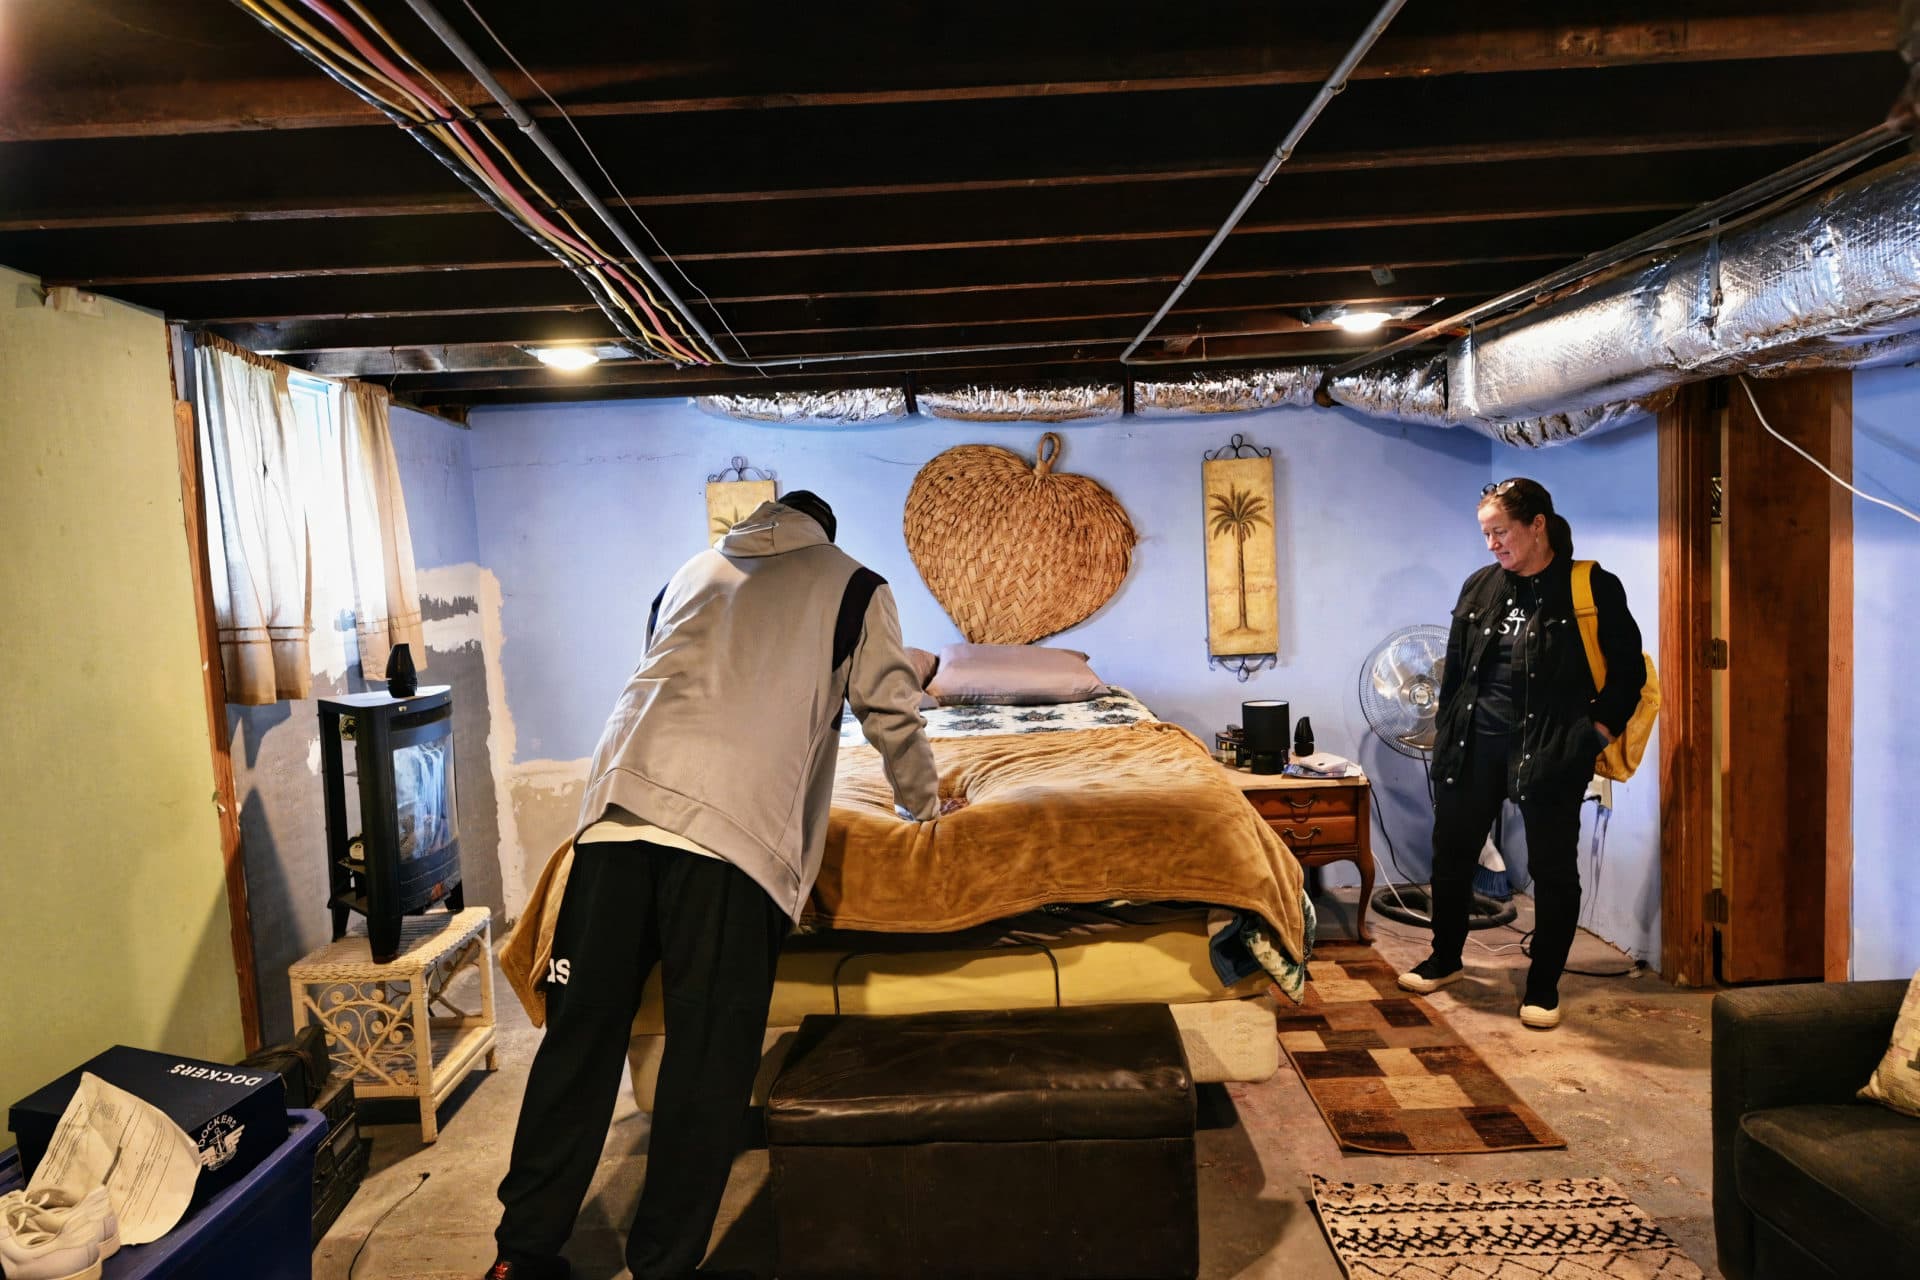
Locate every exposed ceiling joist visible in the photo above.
<box><xmin>2</xmin><ymin>3</ymin><xmax>1895</xmax><ymax>141</ymax></box>
<box><xmin>0</xmin><ymin>1</ymin><xmax>1905</xmax><ymax>406</ymax></box>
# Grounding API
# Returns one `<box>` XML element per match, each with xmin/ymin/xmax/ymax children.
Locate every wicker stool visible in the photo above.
<box><xmin>288</xmin><ymin>907</ymin><xmax>497</xmax><ymax>1142</ymax></box>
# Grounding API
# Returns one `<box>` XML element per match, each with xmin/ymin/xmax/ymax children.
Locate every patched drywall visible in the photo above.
<box><xmin>0</xmin><ymin>263</ymin><xmax>243</xmax><ymax>1139</ymax></box>
<box><xmin>228</xmin><ymin>406</ymin><xmax>509</xmax><ymax>1046</ymax></box>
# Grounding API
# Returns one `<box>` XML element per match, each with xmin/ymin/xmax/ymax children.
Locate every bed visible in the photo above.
<box><xmin>503</xmin><ymin>688</ymin><xmax>1313</xmax><ymax>1110</ymax></box>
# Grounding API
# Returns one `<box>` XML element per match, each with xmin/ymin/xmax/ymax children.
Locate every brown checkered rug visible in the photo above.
<box><xmin>1311</xmin><ymin>1176</ymin><xmax>1705</xmax><ymax>1278</ymax></box>
<box><xmin>1275</xmin><ymin>944</ymin><xmax>1564</xmax><ymax>1153</ymax></box>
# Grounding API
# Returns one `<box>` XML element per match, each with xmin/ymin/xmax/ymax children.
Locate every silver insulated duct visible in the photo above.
<box><xmin>918</xmin><ymin>383</ymin><xmax>1123</xmax><ymax>422</ymax></box>
<box><xmin>1445</xmin><ymin>155</ymin><xmax>1920</xmax><ymax>424</ymax></box>
<box><xmin>695</xmin><ymin>387</ymin><xmax>908</xmax><ymax>424</ymax></box>
<box><xmin>1133</xmin><ymin>367</ymin><xmax>1323</xmax><ymax>416</ymax></box>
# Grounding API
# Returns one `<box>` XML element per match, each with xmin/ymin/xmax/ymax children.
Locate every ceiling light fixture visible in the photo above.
<box><xmin>1332</xmin><ymin>309</ymin><xmax>1393</xmax><ymax>333</ymax></box>
<box><xmin>532</xmin><ymin>347</ymin><xmax>600</xmax><ymax>370</ymax></box>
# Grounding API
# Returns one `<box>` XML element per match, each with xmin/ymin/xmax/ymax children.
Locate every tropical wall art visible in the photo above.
<box><xmin>1203</xmin><ymin>435</ymin><xmax>1278</xmax><ymax>678</ymax></box>
<box><xmin>705</xmin><ymin>455</ymin><xmax>776</xmax><ymax>543</ymax></box>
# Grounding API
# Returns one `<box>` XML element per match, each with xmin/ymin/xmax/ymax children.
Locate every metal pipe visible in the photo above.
<box><xmin>1325</xmin><ymin>122</ymin><xmax>1913</xmax><ymax>383</ymax></box>
<box><xmin>1116</xmin><ymin>0</ymin><xmax>1408</xmax><ymax>365</ymax></box>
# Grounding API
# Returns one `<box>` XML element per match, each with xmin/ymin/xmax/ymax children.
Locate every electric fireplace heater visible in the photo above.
<box><xmin>318</xmin><ymin>687</ymin><xmax>464</xmax><ymax>962</ymax></box>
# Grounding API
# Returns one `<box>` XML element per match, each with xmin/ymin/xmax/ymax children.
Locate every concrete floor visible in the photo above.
<box><xmin>315</xmin><ymin>889</ymin><xmax>1720</xmax><ymax>1279</ymax></box>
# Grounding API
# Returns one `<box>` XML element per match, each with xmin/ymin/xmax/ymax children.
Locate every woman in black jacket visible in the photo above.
<box><xmin>1397</xmin><ymin>477</ymin><xmax>1647</xmax><ymax>1028</ymax></box>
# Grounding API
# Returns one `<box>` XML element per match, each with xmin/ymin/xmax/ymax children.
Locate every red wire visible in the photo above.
<box><xmin>291</xmin><ymin>0</ymin><xmax>703</xmax><ymax>362</ymax></box>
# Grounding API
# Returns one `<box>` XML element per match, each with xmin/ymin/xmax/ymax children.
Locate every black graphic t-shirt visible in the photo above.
<box><xmin>1473</xmin><ymin>581</ymin><xmax>1534</xmax><ymax>733</ymax></box>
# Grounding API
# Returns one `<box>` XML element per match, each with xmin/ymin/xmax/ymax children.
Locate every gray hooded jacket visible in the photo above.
<box><xmin>574</xmin><ymin>500</ymin><xmax>939</xmax><ymax>919</ymax></box>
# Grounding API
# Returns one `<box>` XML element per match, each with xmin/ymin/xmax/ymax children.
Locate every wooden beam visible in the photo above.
<box><xmin>0</xmin><ymin>128</ymin><xmax>1853</xmax><ymax>232</ymax></box>
<box><xmin>285</xmin><ymin>319</ymin><xmax>1397</xmax><ymax>376</ymax></box>
<box><xmin>382</xmin><ymin>343</ymin><xmax>1135</xmax><ymax>395</ymax></box>
<box><xmin>3</xmin><ymin>53</ymin><xmax>1900</xmax><ymax>221</ymax></box>
<box><xmin>6</xmin><ymin>3</ymin><xmax>1898</xmax><ymax>140</ymax></box>
<box><xmin>172</xmin><ymin>395</ymin><xmax>264</xmax><ymax>1053</ymax></box>
<box><xmin>1825</xmin><ymin>383</ymin><xmax>1855</xmax><ymax>983</ymax></box>
<box><xmin>209</xmin><ymin>278</ymin><xmax>1502</xmax><ymax>354</ymax></box>
<box><xmin>4</xmin><ymin>146</ymin><xmax>1736</xmax><ymax>278</ymax></box>
<box><xmin>112</xmin><ymin>255</ymin><xmax>1575</xmax><ymax>325</ymax></box>
<box><xmin>1658</xmin><ymin>382</ymin><xmax>1718</xmax><ymax>989</ymax></box>
<box><xmin>23</xmin><ymin>210</ymin><xmax>1665</xmax><ymax>292</ymax></box>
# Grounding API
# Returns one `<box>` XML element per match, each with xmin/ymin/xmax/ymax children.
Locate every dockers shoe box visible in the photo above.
<box><xmin>9</xmin><ymin>1046</ymin><xmax>288</xmax><ymax>1206</ymax></box>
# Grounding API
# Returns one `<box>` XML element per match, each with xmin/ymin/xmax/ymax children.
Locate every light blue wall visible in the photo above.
<box><xmin>392</xmin><ymin>404</ymin><xmax>482</xmax><ymax>566</ymax></box>
<box><xmin>1495</xmin><ymin>418</ymin><xmax>1664</xmax><ymax>966</ymax></box>
<box><xmin>465</xmin><ymin>397</ymin><xmax>1494</xmax><ymax>876</ymax></box>
<box><xmin>1851</xmin><ymin>367</ymin><xmax>1920</xmax><ymax>980</ymax></box>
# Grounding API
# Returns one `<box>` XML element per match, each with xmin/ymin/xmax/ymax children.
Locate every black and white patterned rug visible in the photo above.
<box><xmin>1311</xmin><ymin>1175</ymin><xmax>1705</xmax><ymax>1278</ymax></box>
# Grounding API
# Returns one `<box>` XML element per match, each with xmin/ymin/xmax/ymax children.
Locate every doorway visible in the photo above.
<box><xmin>1658</xmin><ymin>371</ymin><xmax>1853</xmax><ymax>986</ymax></box>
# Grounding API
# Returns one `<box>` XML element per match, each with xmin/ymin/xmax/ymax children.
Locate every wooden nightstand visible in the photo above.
<box><xmin>1219</xmin><ymin>764</ymin><xmax>1375</xmax><ymax>943</ymax></box>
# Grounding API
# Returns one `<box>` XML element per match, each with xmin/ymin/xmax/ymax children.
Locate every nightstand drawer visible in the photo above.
<box><xmin>1272</xmin><ymin>815</ymin><xmax>1359</xmax><ymax>849</ymax></box>
<box><xmin>1247</xmin><ymin>788</ymin><xmax>1360</xmax><ymax>823</ymax></box>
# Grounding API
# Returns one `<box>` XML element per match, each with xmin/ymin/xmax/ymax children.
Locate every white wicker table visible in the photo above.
<box><xmin>288</xmin><ymin>907</ymin><xmax>497</xmax><ymax>1142</ymax></box>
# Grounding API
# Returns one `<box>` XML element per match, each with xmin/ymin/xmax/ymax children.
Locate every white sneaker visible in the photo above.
<box><xmin>0</xmin><ymin>1185</ymin><xmax>120</xmax><ymax>1280</ymax></box>
<box><xmin>1520</xmin><ymin>1002</ymin><xmax>1563</xmax><ymax>1030</ymax></box>
<box><xmin>0</xmin><ymin>1195</ymin><xmax>102</xmax><ymax>1280</ymax></box>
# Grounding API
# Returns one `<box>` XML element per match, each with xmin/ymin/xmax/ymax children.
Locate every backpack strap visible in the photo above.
<box><xmin>1571</xmin><ymin>559</ymin><xmax>1608</xmax><ymax>691</ymax></box>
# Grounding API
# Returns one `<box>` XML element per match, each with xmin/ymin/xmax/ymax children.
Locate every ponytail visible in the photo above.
<box><xmin>1548</xmin><ymin>513</ymin><xmax>1574</xmax><ymax>559</ymax></box>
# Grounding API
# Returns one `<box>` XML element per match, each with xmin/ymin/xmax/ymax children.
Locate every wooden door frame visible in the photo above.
<box><xmin>1658</xmin><ymin>383</ymin><xmax>1718</xmax><ymax>988</ymax></box>
<box><xmin>169</xmin><ymin>333</ymin><xmax>264</xmax><ymax>1052</ymax></box>
<box><xmin>1659</xmin><ymin>375</ymin><xmax>1854</xmax><ymax>986</ymax></box>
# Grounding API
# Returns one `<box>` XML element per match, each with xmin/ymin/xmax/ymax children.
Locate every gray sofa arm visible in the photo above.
<box><xmin>1711</xmin><ymin>980</ymin><xmax>1907</xmax><ymax>1280</ymax></box>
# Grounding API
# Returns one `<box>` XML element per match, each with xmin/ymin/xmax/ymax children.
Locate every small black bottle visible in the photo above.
<box><xmin>1293</xmin><ymin>716</ymin><xmax>1314</xmax><ymax>759</ymax></box>
<box><xmin>385</xmin><ymin>642</ymin><xmax>418</xmax><ymax>697</ymax></box>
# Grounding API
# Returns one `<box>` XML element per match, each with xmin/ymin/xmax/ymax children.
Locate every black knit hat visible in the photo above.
<box><xmin>781</xmin><ymin>489</ymin><xmax>836</xmax><ymax>542</ymax></box>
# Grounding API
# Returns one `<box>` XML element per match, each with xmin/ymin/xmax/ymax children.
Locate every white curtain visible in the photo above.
<box><xmin>194</xmin><ymin>336</ymin><xmax>312</xmax><ymax>705</ymax></box>
<box><xmin>339</xmin><ymin>381</ymin><xmax>425</xmax><ymax>680</ymax></box>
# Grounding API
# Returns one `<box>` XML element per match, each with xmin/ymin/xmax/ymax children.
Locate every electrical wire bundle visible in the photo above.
<box><xmin>232</xmin><ymin>0</ymin><xmax>716</xmax><ymax>365</ymax></box>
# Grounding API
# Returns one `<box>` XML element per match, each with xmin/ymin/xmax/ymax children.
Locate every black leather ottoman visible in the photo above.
<box><xmin>767</xmin><ymin>1002</ymin><xmax>1198</xmax><ymax>1279</ymax></box>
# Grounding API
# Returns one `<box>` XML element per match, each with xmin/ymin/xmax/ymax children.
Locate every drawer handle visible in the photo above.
<box><xmin>1284</xmin><ymin>796</ymin><xmax>1316</xmax><ymax>810</ymax></box>
<box><xmin>1282</xmin><ymin>825</ymin><xmax>1323</xmax><ymax>842</ymax></box>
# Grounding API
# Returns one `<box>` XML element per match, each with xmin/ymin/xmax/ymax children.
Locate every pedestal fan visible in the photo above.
<box><xmin>1358</xmin><ymin>625</ymin><xmax>1516</xmax><ymax>930</ymax></box>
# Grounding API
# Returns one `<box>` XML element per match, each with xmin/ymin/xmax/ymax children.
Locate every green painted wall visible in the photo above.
<box><xmin>0</xmin><ymin>265</ymin><xmax>244</xmax><ymax>1142</ymax></box>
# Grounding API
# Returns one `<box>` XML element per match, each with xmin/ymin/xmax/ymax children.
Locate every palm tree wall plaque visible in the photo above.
<box><xmin>1209</xmin><ymin>486</ymin><xmax>1270</xmax><ymax>631</ymax></box>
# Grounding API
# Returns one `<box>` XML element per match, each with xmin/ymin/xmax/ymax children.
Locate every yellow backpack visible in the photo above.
<box><xmin>1571</xmin><ymin>560</ymin><xmax>1660</xmax><ymax>782</ymax></box>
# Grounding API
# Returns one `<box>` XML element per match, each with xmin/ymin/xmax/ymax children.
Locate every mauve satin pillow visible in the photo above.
<box><xmin>927</xmin><ymin>643</ymin><xmax>1109</xmax><ymax>706</ymax></box>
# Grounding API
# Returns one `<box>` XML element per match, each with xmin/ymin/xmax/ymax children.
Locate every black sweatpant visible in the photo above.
<box><xmin>495</xmin><ymin>840</ymin><xmax>789</xmax><ymax>1279</ymax></box>
<box><xmin>1429</xmin><ymin>731</ymin><xmax>1586</xmax><ymax>1004</ymax></box>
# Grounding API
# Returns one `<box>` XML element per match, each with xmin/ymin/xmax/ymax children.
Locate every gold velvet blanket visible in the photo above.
<box><xmin>502</xmin><ymin>722</ymin><xmax>1305</xmax><ymax>1025</ymax></box>
<box><xmin>818</xmin><ymin>723</ymin><xmax>1305</xmax><ymax>952</ymax></box>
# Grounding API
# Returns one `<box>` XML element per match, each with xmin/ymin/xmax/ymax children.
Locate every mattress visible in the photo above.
<box><xmin>632</xmin><ymin>913</ymin><xmax>1268</xmax><ymax>1036</ymax></box>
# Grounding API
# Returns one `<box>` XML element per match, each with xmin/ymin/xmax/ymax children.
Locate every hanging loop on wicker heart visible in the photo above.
<box><xmin>1033</xmin><ymin>431</ymin><xmax>1062</xmax><ymax>479</ymax></box>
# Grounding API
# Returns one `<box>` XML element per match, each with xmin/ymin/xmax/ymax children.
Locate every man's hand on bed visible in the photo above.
<box><xmin>893</xmin><ymin>796</ymin><xmax>970</xmax><ymax>820</ymax></box>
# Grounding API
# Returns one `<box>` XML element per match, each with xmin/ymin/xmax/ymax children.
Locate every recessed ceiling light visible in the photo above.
<box><xmin>1332</xmin><ymin>310</ymin><xmax>1393</xmax><ymax>333</ymax></box>
<box><xmin>532</xmin><ymin>347</ymin><xmax>600</xmax><ymax>370</ymax></box>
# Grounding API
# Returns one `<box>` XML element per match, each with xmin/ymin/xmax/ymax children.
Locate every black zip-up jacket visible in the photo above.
<box><xmin>1431</xmin><ymin>555</ymin><xmax>1646</xmax><ymax>803</ymax></box>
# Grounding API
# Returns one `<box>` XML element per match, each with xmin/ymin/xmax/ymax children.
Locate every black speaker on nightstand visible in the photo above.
<box><xmin>1241</xmin><ymin>699</ymin><xmax>1290</xmax><ymax>775</ymax></box>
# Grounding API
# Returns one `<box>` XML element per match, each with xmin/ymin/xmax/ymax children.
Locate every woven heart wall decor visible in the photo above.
<box><xmin>904</xmin><ymin>432</ymin><xmax>1136</xmax><ymax>644</ymax></box>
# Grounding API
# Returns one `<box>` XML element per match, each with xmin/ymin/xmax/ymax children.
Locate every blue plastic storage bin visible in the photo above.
<box><xmin>1</xmin><ymin>1108</ymin><xmax>326</xmax><ymax>1279</ymax></box>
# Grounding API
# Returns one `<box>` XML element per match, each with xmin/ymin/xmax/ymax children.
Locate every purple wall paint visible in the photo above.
<box><xmin>1850</xmin><ymin>367</ymin><xmax>1920</xmax><ymax>980</ymax></box>
<box><xmin>465</xmin><ymin>398</ymin><xmax>1494</xmax><ymax>881</ymax></box>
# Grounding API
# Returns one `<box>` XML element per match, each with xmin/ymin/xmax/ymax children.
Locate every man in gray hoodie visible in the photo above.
<box><xmin>487</xmin><ymin>492</ymin><xmax>940</xmax><ymax>1280</ymax></box>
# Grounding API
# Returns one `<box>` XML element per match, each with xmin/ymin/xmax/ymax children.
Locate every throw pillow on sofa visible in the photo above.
<box><xmin>1859</xmin><ymin>965</ymin><xmax>1920</xmax><ymax>1119</ymax></box>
